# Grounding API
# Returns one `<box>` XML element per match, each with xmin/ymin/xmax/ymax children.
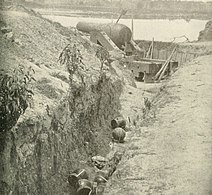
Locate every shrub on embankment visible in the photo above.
<box><xmin>0</xmin><ymin>65</ymin><xmax>35</xmax><ymax>132</ymax></box>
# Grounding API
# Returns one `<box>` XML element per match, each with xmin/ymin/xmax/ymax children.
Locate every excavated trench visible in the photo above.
<box><xmin>0</xmin><ymin>7</ymin><xmax>130</xmax><ymax>195</ymax></box>
<box><xmin>66</xmin><ymin>43</ymin><xmax>205</xmax><ymax>195</ymax></box>
<box><xmin>0</xmin><ymin>68</ymin><xmax>127</xmax><ymax>195</ymax></box>
<box><xmin>0</xmin><ymin>39</ymin><xmax>201</xmax><ymax>195</ymax></box>
<box><xmin>1</xmin><ymin>6</ymin><xmax>210</xmax><ymax>195</ymax></box>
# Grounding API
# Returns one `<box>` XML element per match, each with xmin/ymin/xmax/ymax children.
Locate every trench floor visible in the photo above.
<box><xmin>104</xmin><ymin>54</ymin><xmax>212</xmax><ymax>195</ymax></box>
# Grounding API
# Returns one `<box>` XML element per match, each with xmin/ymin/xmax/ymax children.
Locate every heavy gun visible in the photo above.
<box><xmin>76</xmin><ymin>22</ymin><xmax>132</xmax><ymax>50</ymax></box>
<box><xmin>76</xmin><ymin>21</ymin><xmax>177</xmax><ymax>83</ymax></box>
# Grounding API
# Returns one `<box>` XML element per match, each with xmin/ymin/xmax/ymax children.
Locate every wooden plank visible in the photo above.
<box><xmin>158</xmin><ymin>47</ymin><xmax>177</xmax><ymax>81</ymax></box>
<box><xmin>140</xmin><ymin>58</ymin><xmax>166</xmax><ymax>63</ymax></box>
<box><xmin>146</xmin><ymin>43</ymin><xmax>152</xmax><ymax>58</ymax></box>
<box><xmin>130</xmin><ymin>40</ymin><xmax>143</xmax><ymax>53</ymax></box>
<box><xmin>155</xmin><ymin>46</ymin><xmax>177</xmax><ymax>81</ymax></box>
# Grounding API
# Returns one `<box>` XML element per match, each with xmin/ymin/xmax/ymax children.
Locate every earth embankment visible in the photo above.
<box><xmin>0</xmin><ymin>7</ymin><xmax>133</xmax><ymax>195</ymax></box>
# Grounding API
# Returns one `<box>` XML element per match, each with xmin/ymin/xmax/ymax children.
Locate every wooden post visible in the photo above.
<box><xmin>169</xmin><ymin>61</ymin><xmax>173</xmax><ymax>74</ymax></box>
<box><xmin>131</xmin><ymin>18</ymin><xmax>134</xmax><ymax>40</ymax></box>
<box><xmin>150</xmin><ymin>38</ymin><xmax>154</xmax><ymax>59</ymax></box>
<box><xmin>174</xmin><ymin>50</ymin><xmax>177</xmax><ymax>61</ymax></box>
<box><xmin>180</xmin><ymin>52</ymin><xmax>183</xmax><ymax>66</ymax></box>
<box><xmin>185</xmin><ymin>53</ymin><xmax>188</xmax><ymax>63</ymax></box>
<box><xmin>157</xmin><ymin>49</ymin><xmax>160</xmax><ymax>59</ymax></box>
<box><xmin>111</xmin><ymin>0</ymin><xmax>113</xmax><ymax>23</ymax></box>
<box><xmin>116</xmin><ymin>9</ymin><xmax>127</xmax><ymax>24</ymax></box>
<box><xmin>131</xmin><ymin>0</ymin><xmax>134</xmax><ymax>41</ymax></box>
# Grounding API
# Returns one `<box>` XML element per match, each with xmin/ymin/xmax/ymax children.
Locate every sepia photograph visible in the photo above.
<box><xmin>0</xmin><ymin>0</ymin><xmax>211</xmax><ymax>194</ymax></box>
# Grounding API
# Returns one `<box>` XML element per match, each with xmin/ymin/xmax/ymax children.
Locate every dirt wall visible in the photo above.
<box><xmin>0</xmin><ymin>72</ymin><xmax>123</xmax><ymax>195</ymax></box>
<box><xmin>0</xmin><ymin>7</ymin><xmax>131</xmax><ymax>195</ymax></box>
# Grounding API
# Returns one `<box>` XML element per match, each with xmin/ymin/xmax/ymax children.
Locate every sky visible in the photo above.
<box><xmin>181</xmin><ymin>0</ymin><xmax>211</xmax><ymax>1</ymax></box>
<box><xmin>125</xmin><ymin>0</ymin><xmax>212</xmax><ymax>2</ymax></box>
<box><xmin>156</xmin><ymin>0</ymin><xmax>211</xmax><ymax>1</ymax></box>
<box><xmin>159</xmin><ymin>0</ymin><xmax>210</xmax><ymax>1</ymax></box>
<box><xmin>184</xmin><ymin>0</ymin><xmax>210</xmax><ymax>1</ymax></box>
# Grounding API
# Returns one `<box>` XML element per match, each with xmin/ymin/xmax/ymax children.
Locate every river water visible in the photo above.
<box><xmin>44</xmin><ymin>15</ymin><xmax>207</xmax><ymax>42</ymax></box>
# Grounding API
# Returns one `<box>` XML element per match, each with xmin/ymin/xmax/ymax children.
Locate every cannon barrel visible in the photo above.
<box><xmin>76</xmin><ymin>22</ymin><xmax>132</xmax><ymax>49</ymax></box>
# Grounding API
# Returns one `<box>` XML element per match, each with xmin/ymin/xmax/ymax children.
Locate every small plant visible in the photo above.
<box><xmin>58</xmin><ymin>44</ymin><xmax>86</xmax><ymax>116</ymax></box>
<box><xmin>0</xmin><ymin>65</ymin><xmax>35</xmax><ymax>132</ymax></box>
<box><xmin>95</xmin><ymin>47</ymin><xmax>110</xmax><ymax>72</ymax></box>
<box><xmin>144</xmin><ymin>97</ymin><xmax>151</xmax><ymax>110</ymax></box>
<box><xmin>142</xmin><ymin>107</ymin><xmax>146</xmax><ymax>119</ymax></box>
<box><xmin>58</xmin><ymin>44</ymin><xmax>84</xmax><ymax>83</ymax></box>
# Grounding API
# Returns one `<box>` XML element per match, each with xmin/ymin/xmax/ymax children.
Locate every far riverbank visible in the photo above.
<box><xmin>35</xmin><ymin>7</ymin><xmax>212</xmax><ymax>21</ymax></box>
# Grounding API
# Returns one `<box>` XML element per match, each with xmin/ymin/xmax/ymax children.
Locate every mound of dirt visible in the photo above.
<box><xmin>0</xmin><ymin>6</ymin><xmax>134</xmax><ymax>195</ymax></box>
<box><xmin>198</xmin><ymin>20</ymin><xmax>212</xmax><ymax>42</ymax></box>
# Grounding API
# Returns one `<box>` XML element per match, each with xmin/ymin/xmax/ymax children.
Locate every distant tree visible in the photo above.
<box><xmin>79</xmin><ymin>0</ymin><xmax>84</xmax><ymax>5</ymax></box>
<box><xmin>34</xmin><ymin>0</ymin><xmax>45</xmax><ymax>3</ymax></box>
<box><xmin>12</xmin><ymin>0</ymin><xmax>25</xmax><ymax>4</ymax></box>
<box><xmin>0</xmin><ymin>0</ymin><xmax>4</xmax><ymax>7</ymax></box>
